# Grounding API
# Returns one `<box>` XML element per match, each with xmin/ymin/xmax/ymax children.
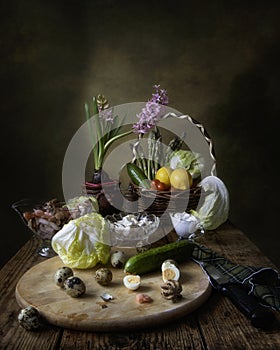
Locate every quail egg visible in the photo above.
<box><xmin>110</xmin><ymin>250</ymin><xmax>126</xmax><ymax>268</ymax></box>
<box><xmin>162</xmin><ymin>259</ymin><xmax>179</xmax><ymax>268</ymax></box>
<box><xmin>64</xmin><ymin>276</ymin><xmax>86</xmax><ymax>297</ymax></box>
<box><xmin>123</xmin><ymin>274</ymin><xmax>141</xmax><ymax>290</ymax></box>
<box><xmin>54</xmin><ymin>266</ymin><xmax>74</xmax><ymax>287</ymax></box>
<box><xmin>161</xmin><ymin>259</ymin><xmax>180</xmax><ymax>283</ymax></box>
<box><xmin>18</xmin><ymin>306</ymin><xmax>40</xmax><ymax>331</ymax></box>
<box><xmin>95</xmin><ymin>268</ymin><xmax>113</xmax><ymax>286</ymax></box>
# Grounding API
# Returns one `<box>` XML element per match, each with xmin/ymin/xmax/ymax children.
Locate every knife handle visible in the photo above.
<box><xmin>220</xmin><ymin>283</ymin><xmax>275</xmax><ymax>328</ymax></box>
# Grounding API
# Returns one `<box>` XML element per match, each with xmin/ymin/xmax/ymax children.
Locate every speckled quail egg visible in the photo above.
<box><xmin>110</xmin><ymin>250</ymin><xmax>126</xmax><ymax>268</ymax></box>
<box><xmin>64</xmin><ymin>276</ymin><xmax>86</xmax><ymax>297</ymax></box>
<box><xmin>18</xmin><ymin>306</ymin><xmax>40</xmax><ymax>331</ymax></box>
<box><xmin>54</xmin><ymin>266</ymin><xmax>74</xmax><ymax>287</ymax></box>
<box><xmin>95</xmin><ymin>267</ymin><xmax>113</xmax><ymax>285</ymax></box>
<box><xmin>123</xmin><ymin>274</ymin><xmax>141</xmax><ymax>290</ymax></box>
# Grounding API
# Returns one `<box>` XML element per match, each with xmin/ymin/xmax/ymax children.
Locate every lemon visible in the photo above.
<box><xmin>155</xmin><ymin>167</ymin><xmax>172</xmax><ymax>187</ymax></box>
<box><xmin>170</xmin><ymin>168</ymin><xmax>193</xmax><ymax>190</ymax></box>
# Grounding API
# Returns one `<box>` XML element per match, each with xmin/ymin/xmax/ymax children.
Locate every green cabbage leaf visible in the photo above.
<box><xmin>51</xmin><ymin>212</ymin><xmax>110</xmax><ymax>269</ymax></box>
<box><xmin>191</xmin><ymin>175</ymin><xmax>230</xmax><ymax>230</ymax></box>
<box><xmin>168</xmin><ymin>150</ymin><xmax>204</xmax><ymax>179</ymax></box>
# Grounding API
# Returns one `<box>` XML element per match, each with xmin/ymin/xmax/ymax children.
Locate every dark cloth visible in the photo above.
<box><xmin>192</xmin><ymin>244</ymin><xmax>280</xmax><ymax>311</ymax></box>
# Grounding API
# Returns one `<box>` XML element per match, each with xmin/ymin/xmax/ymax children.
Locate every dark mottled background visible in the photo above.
<box><xmin>1</xmin><ymin>0</ymin><xmax>279</xmax><ymax>267</ymax></box>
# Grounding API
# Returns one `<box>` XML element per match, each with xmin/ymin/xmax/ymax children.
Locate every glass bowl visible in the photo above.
<box><xmin>12</xmin><ymin>198</ymin><xmax>74</xmax><ymax>258</ymax></box>
<box><xmin>105</xmin><ymin>212</ymin><xmax>160</xmax><ymax>248</ymax></box>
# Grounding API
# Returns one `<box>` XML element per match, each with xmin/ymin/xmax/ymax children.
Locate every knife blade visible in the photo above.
<box><xmin>202</xmin><ymin>263</ymin><xmax>275</xmax><ymax>329</ymax></box>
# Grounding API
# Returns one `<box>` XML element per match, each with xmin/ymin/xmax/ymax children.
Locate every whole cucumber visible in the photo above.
<box><xmin>126</xmin><ymin>163</ymin><xmax>150</xmax><ymax>188</ymax></box>
<box><xmin>124</xmin><ymin>240</ymin><xmax>195</xmax><ymax>275</ymax></box>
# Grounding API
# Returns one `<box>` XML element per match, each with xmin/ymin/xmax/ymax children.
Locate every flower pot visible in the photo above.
<box><xmin>84</xmin><ymin>169</ymin><xmax>122</xmax><ymax>217</ymax></box>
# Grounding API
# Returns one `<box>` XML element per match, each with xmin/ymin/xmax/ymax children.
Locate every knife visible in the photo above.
<box><xmin>202</xmin><ymin>263</ymin><xmax>276</xmax><ymax>329</ymax></box>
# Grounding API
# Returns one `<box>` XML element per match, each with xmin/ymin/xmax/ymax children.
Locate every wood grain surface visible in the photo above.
<box><xmin>15</xmin><ymin>255</ymin><xmax>211</xmax><ymax>332</ymax></box>
<box><xmin>1</xmin><ymin>223</ymin><xmax>279</xmax><ymax>350</ymax></box>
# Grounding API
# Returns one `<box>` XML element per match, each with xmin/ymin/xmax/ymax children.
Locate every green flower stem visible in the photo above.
<box><xmin>103</xmin><ymin>130</ymin><xmax>133</xmax><ymax>154</ymax></box>
<box><xmin>85</xmin><ymin>102</ymin><xmax>99</xmax><ymax>170</ymax></box>
<box><xmin>86</xmin><ymin>97</ymin><xmax>134</xmax><ymax>171</ymax></box>
<box><xmin>148</xmin><ymin>134</ymin><xmax>154</xmax><ymax>180</ymax></box>
<box><xmin>92</xmin><ymin>97</ymin><xmax>103</xmax><ymax>169</ymax></box>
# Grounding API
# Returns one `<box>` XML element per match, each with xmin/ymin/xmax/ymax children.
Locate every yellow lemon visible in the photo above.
<box><xmin>155</xmin><ymin>167</ymin><xmax>172</xmax><ymax>187</ymax></box>
<box><xmin>170</xmin><ymin>168</ymin><xmax>193</xmax><ymax>190</ymax></box>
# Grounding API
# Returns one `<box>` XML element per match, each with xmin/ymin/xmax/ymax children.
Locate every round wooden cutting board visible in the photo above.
<box><xmin>15</xmin><ymin>256</ymin><xmax>211</xmax><ymax>332</ymax></box>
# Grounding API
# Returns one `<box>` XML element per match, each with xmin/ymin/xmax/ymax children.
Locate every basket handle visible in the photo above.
<box><xmin>161</xmin><ymin>112</ymin><xmax>216</xmax><ymax>176</ymax></box>
<box><xmin>131</xmin><ymin>112</ymin><xmax>217</xmax><ymax>177</ymax></box>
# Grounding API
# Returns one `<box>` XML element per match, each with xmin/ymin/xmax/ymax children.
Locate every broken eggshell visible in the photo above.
<box><xmin>100</xmin><ymin>293</ymin><xmax>114</xmax><ymax>302</ymax></box>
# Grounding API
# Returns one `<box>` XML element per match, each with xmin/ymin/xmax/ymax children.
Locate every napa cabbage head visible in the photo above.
<box><xmin>51</xmin><ymin>212</ymin><xmax>110</xmax><ymax>269</ymax></box>
<box><xmin>168</xmin><ymin>150</ymin><xmax>204</xmax><ymax>179</ymax></box>
<box><xmin>191</xmin><ymin>175</ymin><xmax>230</xmax><ymax>230</ymax></box>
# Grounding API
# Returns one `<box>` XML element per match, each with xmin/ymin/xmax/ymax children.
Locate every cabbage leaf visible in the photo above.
<box><xmin>191</xmin><ymin>175</ymin><xmax>230</xmax><ymax>230</ymax></box>
<box><xmin>168</xmin><ymin>150</ymin><xmax>204</xmax><ymax>179</ymax></box>
<box><xmin>51</xmin><ymin>212</ymin><xmax>110</xmax><ymax>269</ymax></box>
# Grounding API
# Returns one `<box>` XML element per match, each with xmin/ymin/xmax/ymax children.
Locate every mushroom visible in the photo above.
<box><xmin>161</xmin><ymin>280</ymin><xmax>182</xmax><ymax>303</ymax></box>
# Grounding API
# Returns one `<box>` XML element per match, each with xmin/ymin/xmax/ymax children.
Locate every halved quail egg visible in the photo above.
<box><xmin>123</xmin><ymin>274</ymin><xmax>141</xmax><ymax>290</ymax></box>
<box><xmin>161</xmin><ymin>259</ymin><xmax>180</xmax><ymax>283</ymax></box>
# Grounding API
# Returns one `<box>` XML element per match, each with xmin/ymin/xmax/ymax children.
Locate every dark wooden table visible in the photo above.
<box><xmin>1</xmin><ymin>222</ymin><xmax>279</xmax><ymax>349</ymax></box>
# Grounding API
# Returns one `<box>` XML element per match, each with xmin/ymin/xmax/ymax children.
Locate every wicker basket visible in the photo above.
<box><xmin>136</xmin><ymin>185</ymin><xmax>203</xmax><ymax>217</ymax></box>
<box><xmin>130</xmin><ymin>113</ymin><xmax>216</xmax><ymax>218</ymax></box>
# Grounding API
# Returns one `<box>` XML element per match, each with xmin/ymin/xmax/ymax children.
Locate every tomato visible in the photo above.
<box><xmin>156</xmin><ymin>181</ymin><xmax>170</xmax><ymax>191</ymax></box>
<box><xmin>150</xmin><ymin>179</ymin><xmax>161</xmax><ymax>190</ymax></box>
<box><xmin>151</xmin><ymin>179</ymin><xmax>170</xmax><ymax>191</ymax></box>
